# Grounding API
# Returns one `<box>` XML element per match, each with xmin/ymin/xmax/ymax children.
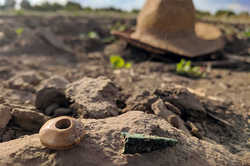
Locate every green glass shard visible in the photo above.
<box><xmin>121</xmin><ymin>132</ymin><xmax>178</xmax><ymax>154</ymax></box>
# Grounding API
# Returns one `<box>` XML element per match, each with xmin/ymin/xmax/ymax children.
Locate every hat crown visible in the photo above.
<box><xmin>134</xmin><ymin>0</ymin><xmax>195</xmax><ymax>37</ymax></box>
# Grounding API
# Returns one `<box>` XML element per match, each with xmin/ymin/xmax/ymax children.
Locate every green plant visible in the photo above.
<box><xmin>110</xmin><ymin>55</ymin><xmax>132</xmax><ymax>69</ymax></box>
<box><xmin>87</xmin><ymin>31</ymin><xmax>99</xmax><ymax>39</ymax></box>
<box><xmin>176</xmin><ymin>59</ymin><xmax>205</xmax><ymax>78</ymax></box>
<box><xmin>215</xmin><ymin>10</ymin><xmax>236</xmax><ymax>17</ymax></box>
<box><xmin>15</xmin><ymin>10</ymin><xmax>25</xmax><ymax>16</ymax></box>
<box><xmin>65</xmin><ymin>1</ymin><xmax>82</xmax><ymax>11</ymax></box>
<box><xmin>15</xmin><ymin>28</ymin><xmax>24</xmax><ymax>36</ymax></box>
<box><xmin>244</xmin><ymin>30</ymin><xmax>250</xmax><ymax>38</ymax></box>
<box><xmin>111</xmin><ymin>22</ymin><xmax>127</xmax><ymax>32</ymax></box>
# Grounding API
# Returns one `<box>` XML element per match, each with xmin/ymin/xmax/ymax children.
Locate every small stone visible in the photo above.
<box><xmin>12</xmin><ymin>108</ymin><xmax>49</xmax><ymax>132</ymax></box>
<box><xmin>0</xmin><ymin>105</ymin><xmax>11</xmax><ymax>129</ymax></box>
<box><xmin>53</xmin><ymin>108</ymin><xmax>72</xmax><ymax>117</ymax></box>
<box><xmin>44</xmin><ymin>103</ymin><xmax>59</xmax><ymax>116</ymax></box>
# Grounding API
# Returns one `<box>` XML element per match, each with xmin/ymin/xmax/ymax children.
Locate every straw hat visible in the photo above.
<box><xmin>112</xmin><ymin>0</ymin><xmax>225</xmax><ymax>57</ymax></box>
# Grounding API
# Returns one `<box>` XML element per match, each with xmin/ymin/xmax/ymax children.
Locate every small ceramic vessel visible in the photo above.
<box><xmin>39</xmin><ymin>116</ymin><xmax>84</xmax><ymax>150</ymax></box>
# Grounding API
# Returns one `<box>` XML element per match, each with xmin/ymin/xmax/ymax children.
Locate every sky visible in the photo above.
<box><xmin>0</xmin><ymin>0</ymin><xmax>250</xmax><ymax>13</ymax></box>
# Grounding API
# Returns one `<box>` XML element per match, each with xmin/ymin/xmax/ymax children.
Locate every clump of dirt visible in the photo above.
<box><xmin>65</xmin><ymin>76</ymin><xmax>125</xmax><ymax>119</ymax></box>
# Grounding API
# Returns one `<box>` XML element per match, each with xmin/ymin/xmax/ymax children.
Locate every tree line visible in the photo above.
<box><xmin>0</xmin><ymin>0</ymin><xmax>249</xmax><ymax>17</ymax></box>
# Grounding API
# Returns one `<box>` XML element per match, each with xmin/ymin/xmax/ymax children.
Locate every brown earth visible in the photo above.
<box><xmin>0</xmin><ymin>13</ymin><xmax>249</xmax><ymax>165</ymax></box>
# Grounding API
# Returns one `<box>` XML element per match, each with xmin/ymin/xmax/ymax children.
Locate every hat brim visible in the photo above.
<box><xmin>112</xmin><ymin>22</ymin><xmax>224</xmax><ymax>58</ymax></box>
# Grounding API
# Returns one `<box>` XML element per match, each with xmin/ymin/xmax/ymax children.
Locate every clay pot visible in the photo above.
<box><xmin>39</xmin><ymin>116</ymin><xmax>84</xmax><ymax>150</ymax></box>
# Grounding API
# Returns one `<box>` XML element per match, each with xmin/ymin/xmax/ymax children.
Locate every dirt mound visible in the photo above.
<box><xmin>0</xmin><ymin>111</ymin><xmax>242</xmax><ymax>166</ymax></box>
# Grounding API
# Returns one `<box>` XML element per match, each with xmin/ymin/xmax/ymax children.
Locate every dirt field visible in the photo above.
<box><xmin>0</xmin><ymin>12</ymin><xmax>249</xmax><ymax>165</ymax></box>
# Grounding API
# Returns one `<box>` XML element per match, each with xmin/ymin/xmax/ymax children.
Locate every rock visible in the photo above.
<box><xmin>44</xmin><ymin>103</ymin><xmax>59</xmax><ymax>116</ymax></box>
<box><xmin>6</xmin><ymin>71</ymin><xmax>43</xmax><ymax>92</ymax></box>
<box><xmin>151</xmin><ymin>99</ymin><xmax>190</xmax><ymax>134</ymax></box>
<box><xmin>12</xmin><ymin>108</ymin><xmax>49</xmax><ymax>132</ymax></box>
<box><xmin>0</xmin><ymin>111</ymin><xmax>242</xmax><ymax>166</ymax></box>
<box><xmin>66</xmin><ymin>77</ymin><xmax>121</xmax><ymax>119</ymax></box>
<box><xmin>35</xmin><ymin>87</ymin><xmax>70</xmax><ymax>112</ymax></box>
<box><xmin>154</xmin><ymin>86</ymin><xmax>207</xmax><ymax>120</ymax></box>
<box><xmin>0</xmin><ymin>105</ymin><xmax>11</xmax><ymax>129</ymax></box>
<box><xmin>38</xmin><ymin>75</ymin><xmax>69</xmax><ymax>91</ymax></box>
<box><xmin>53</xmin><ymin>108</ymin><xmax>72</xmax><ymax>117</ymax></box>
